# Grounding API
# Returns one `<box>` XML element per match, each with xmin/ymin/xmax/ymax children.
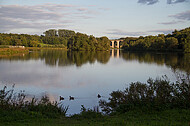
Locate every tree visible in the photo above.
<box><xmin>59</xmin><ymin>37</ymin><xmax>67</xmax><ymax>45</ymax></box>
<box><xmin>15</xmin><ymin>39</ymin><xmax>22</xmax><ymax>46</ymax></box>
<box><xmin>21</xmin><ymin>36</ymin><xmax>28</xmax><ymax>47</ymax></box>
<box><xmin>0</xmin><ymin>36</ymin><xmax>5</xmax><ymax>45</ymax></box>
<box><xmin>58</xmin><ymin>29</ymin><xmax>75</xmax><ymax>38</ymax></box>
<box><xmin>43</xmin><ymin>29</ymin><xmax>57</xmax><ymax>37</ymax></box>
<box><xmin>97</xmin><ymin>37</ymin><xmax>110</xmax><ymax>50</ymax></box>
<box><xmin>29</xmin><ymin>40</ymin><xmax>39</xmax><ymax>47</ymax></box>
<box><xmin>88</xmin><ymin>35</ymin><xmax>97</xmax><ymax>51</ymax></box>
<box><xmin>184</xmin><ymin>35</ymin><xmax>190</xmax><ymax>53</ymax></box>
<box><xmin>165</xmin><ymin>37</ymin><xmax>178</xmax><ymax>49</ymax></box>
<box><xmin>154</xmin><ymin>37</ymin><xmax>165</xmax><ymax>50</ymax></box>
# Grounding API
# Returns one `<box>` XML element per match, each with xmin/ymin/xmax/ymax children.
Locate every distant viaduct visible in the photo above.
<box><xmin>110</xmin><ymin>39</ymin><xmax>124</xmax><ymax>48</ymax></box>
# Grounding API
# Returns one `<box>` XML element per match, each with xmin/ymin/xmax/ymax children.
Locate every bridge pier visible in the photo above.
<box><xmin>116</xmin><ymin>41</ymin><xmax>120</xmax><ymax>48</ymax></box>
<box><xmin>111</xmin><ymin>41</ymin><xmax>114</xmax><ymax>48</ymax></box>
<box><xmin>110</xmin><ymin>39</ymin><xmax>123</xmax><ymax>48</ymax></box>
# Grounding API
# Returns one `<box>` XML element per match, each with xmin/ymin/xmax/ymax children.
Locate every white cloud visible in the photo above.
<box><xmin>107</xmin><ymin>29</ymin><xmax>146</xmax><ymax>37</ymax></box>
<box><xmin>138</xmin><ymin>0</ymin><xmax>159</xmax><ymax>5</ymax></box>
<box><xmin>106</xmin><ymin>28</ymin><xmax>174</xmax><ymax>38</ymax></box>
<box><xmin>147</xmin><ymin>29</ymin><xmax>174</xmax><ymax>34</ymax></box>
<box><xmin>158</xmin><ymin>20</ymin><xmax>184</xmax><ymax>25</ymax></box>
<box><xmin>138</xmin><ymin>0</ymin><xmax>189</xmax><ymax>5</ymax></box>
<box><xmin>169</xmin><ymin>10</ymin><xmax>190</xmax><ymax>21</ymax></box>
<box><xmin>167</xmin><ymin>0</ymin><xmax>187</xmax><ymax>4</ymax></box>
<box><xmin>0</xmin><ymin>4</ymin><xmax>104</xmax><ymax>34</ymax></box>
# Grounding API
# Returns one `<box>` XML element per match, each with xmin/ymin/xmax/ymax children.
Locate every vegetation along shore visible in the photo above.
<box><xmin>0</xmin><ymin>74</ymin><xmax>189</xmax><ymax>126</ymax></box>
<box><xmin>0</xmin><ymin>27</ymin><xmax>190</xmax><ymax>53</ymax></box>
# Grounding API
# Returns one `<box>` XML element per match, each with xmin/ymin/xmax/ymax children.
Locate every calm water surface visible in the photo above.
<box><xmin>0</xmin><ymin>49</ymin><xmax>189</xmax><ymax>115</ymax></box>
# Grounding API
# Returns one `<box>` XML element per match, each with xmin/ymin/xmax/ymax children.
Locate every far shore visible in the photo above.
<box><xmin>0</xmin><ymin>46</ymin><xmax>68</xmax><ymax>56</ymax></box>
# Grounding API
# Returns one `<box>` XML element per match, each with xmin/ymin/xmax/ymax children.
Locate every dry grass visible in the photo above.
<box><xmin>0</xmin><ymin>48</ymin><xmax>29</xmax><ymax>57</ymax></box>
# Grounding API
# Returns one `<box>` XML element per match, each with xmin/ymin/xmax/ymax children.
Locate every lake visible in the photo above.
<box><xmin>0</xmin><ymin>49</ymin><xmax>189</xmax><ymax>115</ymax></box>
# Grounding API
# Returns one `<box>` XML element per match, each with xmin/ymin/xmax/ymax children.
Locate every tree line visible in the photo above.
<box><xmin>0</xmin><ymin>27</ymin><xmax>190</xmax><ymax>52</ymax></box>
<box><xmin>121</xmin><ymin>27</ymin><xmax>190</xmax><ymax>53</ymax></box>
<box><xmin>0</xmin><ymin>29</ymin><xmax>110</xmax><ymax>51</ymax></box>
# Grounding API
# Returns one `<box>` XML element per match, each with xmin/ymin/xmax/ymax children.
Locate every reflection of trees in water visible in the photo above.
<box><xmin>0</xmin><ymin>50</ymin><xmax>189</xmax><ymax>73</ymax></box>
<box><xmin>45</xmin><ymin>50</ymin><xmax>110</xmax><ymax>67</ymax></box>
<box><xmin>69</xmin><ymin>51</ymin><xmax>110</xmax><ymax>66</ymax></box>
<box><xmin>120</xmin><ymin>51</ymin><xmax>190</xmax><ymax>73</ymax></box>
<box><xmin>0</xmin><ymin>50</ymin><xmax>110</xmax><ymax>67</ymax></box>
<box><xmin>169</xmin><ymin>53</ymin><xmax>190</xmax><ymax>73</ymax></box>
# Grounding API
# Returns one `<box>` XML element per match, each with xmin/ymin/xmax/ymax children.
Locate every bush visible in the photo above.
<box><xmin>71</xmin><ymin>105</ymin><xmax>103</xmax><ymax>119</ymax></box>
<box><xmin>0</xmin><ymin>85</ymin><xmax>68</xmax><ymax>119</ymax></box>
<box><xmin>99</xmin><ymin>74</ymin><xmax>190</xmax><ymax>114</ymax></box>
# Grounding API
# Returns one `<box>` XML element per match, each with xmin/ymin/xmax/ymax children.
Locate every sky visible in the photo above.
<box><xmin>0</xmin><ymin>0</ymin><xmax>190</xmax><ymax>39</ymax></box>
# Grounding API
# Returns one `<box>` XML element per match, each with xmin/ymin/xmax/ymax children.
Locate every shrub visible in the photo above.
<box><xmin>71</xmin><ymin>105</ymin><xmax>103</xmax><ymax>119</ymax></box>
<box><xmin>99</xmin><ymin>74</ymin><xmax>190</xmax><ymax>114</ymax></box>
<box><xmin>0</xmin><ymin>85</ymin><xmax>68</xmax><ymax>118</ymax></box>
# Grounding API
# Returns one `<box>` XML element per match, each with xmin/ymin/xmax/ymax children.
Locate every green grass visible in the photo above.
<box><xmin>0</xmin><ymin>45</ymin><xmax>10</xmax><ymax>48</ymax></box>
<box><xmin>0</xmin><ymin>48</ymin><xmax>29</xmax><ymax>56</ymax></box>
<box><xmin>0</xmin><ymin>109</ymin><xmax>189</xmax><ymax>126</ymax></box>
<box><xmin>38</xmin><ymin>43</ymin><xmax>67</xmax><ymax>49</ymax></box>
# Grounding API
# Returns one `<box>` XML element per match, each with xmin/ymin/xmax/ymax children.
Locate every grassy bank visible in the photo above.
<box><xmin>0</xmin><ymin>109</ymin><xmax>189</xmax><ymax>126</ymax></box>
<box><xmin>0</xmin><ymin>48</ymin><xmax>29</xmax><ymax>56</ymax></box>
<box><xmin>26</xmin><ymin>47</ymin><xmax>67</xmax><ymax>50</ymax></box>
<box><xmin>0</xmin><ymin>46</ymin><xmax>67</xmax><ymax>57</ymax></box>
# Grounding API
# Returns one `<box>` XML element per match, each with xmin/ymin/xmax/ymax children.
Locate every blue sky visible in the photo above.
<box><xmin>0</xmin><ymin>0</ymin><xmax>190</xmax><ymax>39</ymax></box>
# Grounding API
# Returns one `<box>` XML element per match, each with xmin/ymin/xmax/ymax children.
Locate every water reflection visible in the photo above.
<box><xmin>111</xmin><ymin>49</ymin><xmax>120</xmax><ymax>58</ymax></box>
<box><xmin>0</xmin><ymin>50</ymin><xmax>110</xmax><ymax>67</ymax></box>
<box><xmin>0</xmin><ymin>49</ymin><xmax>189</xmax><ymax>73</ymax></box>
<box><xmin>0</xmin><ymin>49</ymin><xmax>189</xmax><ymax>115</ymax></box>
<box><xmin>121</xmin><ymin>51</ymin><xmax>190</xmax><ymax>73</ymax></box>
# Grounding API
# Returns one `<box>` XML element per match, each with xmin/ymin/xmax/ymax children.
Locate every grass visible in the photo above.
<box><xmin>26</xmin><ymin>47</ymin><xmax>67</xmax><ymax>50</ymax></box>
<box><xmin>0</xmin><ymin>48</ymin><xmax>29</xmax><ymax>56</ymax></box>
<box><xmin>0</xmin><ymin>45</ymin><xmax>10</xmax><ymax>48</ymax></box>
<box><xmin>0</xmin><ymin>46</ymin><xmax>67</xmax><ymax>57</ymax></box>
<box><xmin>0</xmin><ymin>109</ymin><xmax>189</xmax><ymax>126</ymax></box>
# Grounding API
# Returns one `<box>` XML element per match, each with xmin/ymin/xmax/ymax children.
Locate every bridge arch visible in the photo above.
<box><xmin>110</xmin><ymin>40</ymin><xmax>123</xmax><ymax>48</ymax></box>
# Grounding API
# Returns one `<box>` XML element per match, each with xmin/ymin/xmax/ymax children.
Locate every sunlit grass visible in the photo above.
<box><xmin>0</xmin><ymin>48</ymin><xmax>29</xmax><ymax>56</ymax></box>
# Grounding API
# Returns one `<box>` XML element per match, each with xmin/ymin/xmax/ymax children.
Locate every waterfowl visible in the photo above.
<box><xmin>97</xmin><ymin>94</ymin><xmax>101</xmax><ymax>98</ymax></box>
<box><xmin>60</xmin><ymin>96</ymin><xmax>64</xmax><ymax>101</ymax></box>
<box><xmin>69</xmin><ymin>96</ymin><xmax>74</xmax><ymax>100</ymax></box>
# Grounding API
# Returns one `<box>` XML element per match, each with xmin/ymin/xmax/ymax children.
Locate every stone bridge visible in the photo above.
<box><xmin>110</xmin><ymin>39</ymin><xmax>124</xmax><ymax>48</ymax></box>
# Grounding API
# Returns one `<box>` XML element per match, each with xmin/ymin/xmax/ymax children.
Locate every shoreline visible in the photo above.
<box><xmin>0</xmin><ymin>47</ymin><xmax>68</xmax><ymax>57</ymax></box>
<box><xmin>0</xmin><ymin>48</ymin><xmax>29</xmax><ymax>57</ymax></box>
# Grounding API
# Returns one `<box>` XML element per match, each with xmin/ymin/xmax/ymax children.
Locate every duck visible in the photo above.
<box><xmin>97</xmin><ymin>94</ymin><xmax>101</xmax><ymax>98</ymax></box>
<box><xmin>60</xmin><ymin>96</ymin><xmax>64</xmax><ymax>101</ymax></box>
<box><xmin>69</xmin><ymin>96</ymin><xmax>74</xmax><ymax>100</ymax></box>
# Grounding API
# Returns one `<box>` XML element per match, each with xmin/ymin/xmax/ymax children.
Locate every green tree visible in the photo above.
<box><xmin>154</xmin><ymin>37</ymin><xmax>165</xmax><ymax>50</ymax></box>
<box><xmin>165</xmin><ymin>37</ymin><xmax>178</xmax><ymax>49</ymax></box>
<box><xmin>15</xmin><ymin>39</ymin><xmax>22</xmax><ymax>46</ymax></box>
<box><xmin>21</xmin><ymin>36</ymin><xmax>28</xmax><ymax>47</ymax></box>
<box><xmin>88</xmin><ymin>35</ymin><xmax>97</xmax><ymax>51</ymax></box>
<box><xmin>97</xmin><ymin>37</ymin><xmax>110</xmax><ymax>50</ymax></box>
<box><xmin>184</xmin><ymin>35</ymin><xmax>190</xmax><ymax>53</ymax></box>
<box><xmin>0</xmin><ymin>36</ymin><xmax>5</xmax><ymax>45</ymax></box>
<box><xmin>43</xmin><ymin>29</ymin><xmax>57</xmax><ymax>37</ymax></box>
<box><xmin>58</xmin><ymin>29</ymin><xmax>75</xmax><ymax>38</ymax></box>
<box><xmin>29</xmin><ymin>40</ymin><xmax>39</xmax><ymax>47</ymax></box>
